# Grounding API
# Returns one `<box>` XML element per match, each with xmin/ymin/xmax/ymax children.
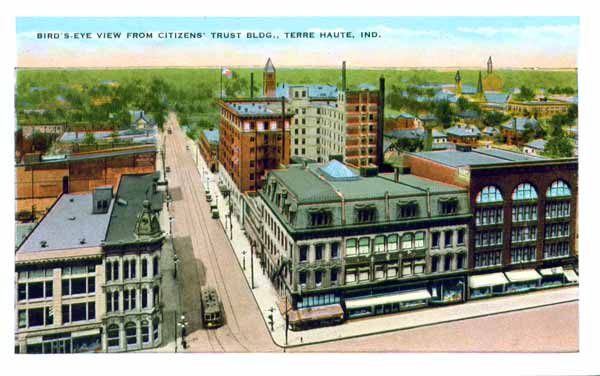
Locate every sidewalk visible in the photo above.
<box><xmin>186</xmin><ymin>137</ymin><xmax>578</xmax><ymax>349</ymax></box>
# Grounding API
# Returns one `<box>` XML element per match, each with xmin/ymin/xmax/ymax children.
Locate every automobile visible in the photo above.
<box><xmin>211</xmin><ymin>208</ymin><xmax>220</xmax><ymax>219</ymax></box>
<box><xmin>165</xmin><ymin>166</ymin><xmax>171</xmax><ymax>173</ymax></box>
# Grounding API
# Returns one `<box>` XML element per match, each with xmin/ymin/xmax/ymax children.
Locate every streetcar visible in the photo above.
<box><xmin>201</xmin><ymin>286</ymin><xmax>223</xmax><ymax>329</ymax></box>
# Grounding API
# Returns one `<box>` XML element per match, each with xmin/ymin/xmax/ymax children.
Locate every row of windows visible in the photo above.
<box><xmin>17</xmin><ymin>265</ymin><xmax>95</xmax><ymax>281</ymax></box>
<box><xmin>474</xmin><ymin>230</ymin><xmax>503</xmax><ymax>248</ymax></box>
<box><xmin>62</xmin><ymin>302</ymin><xmax>95</xmax><ymax>324</ymax></box>
<box><xmin>62</xmin><ymin>276</ymin><xmax>95</xmax><ymax>297</ymax></box>
<box><xmin>18</xmin><ymin>302</ymin><xmax>97</xmax><ymax>328</ymax></box>
<box><xmin>106</xmin><ymin>319</ymin><xmax>160</xmax><ymax>349</ymax></box>
<box><xmin>106</xmin><ymin>287</ymin><xmax>159</xmax><ymax>313</ymax></box>
<box><xmin>546</xmin><ymin>202</ymin><xmax>571</xmax><ymax>219</ymax></box>
<box><xmin>17</xmin><ymin>307</ymin><xmax>54</xmax><ymax>328</ymax></box>
<box><xmin>17</xmin><ymin>281</ymin><xmax>53</xmax><ymax>302</ymax></box>
<box><xmin>475</xmin><ymin>207</ymin><xmax>503</xmax><ymax>226</ymax></box>
<box><xmin>299</xmin><ymin>243</ymin><xmax>339</xmax><ymax>262</ymax></box>
<box><xmin>475</xmin><ymin>181</ymin><xmax>571</xmax><ymax>204</ymax></box>
<box><xmin>106</xmin><ymin>257</ymin><xmax>159</xmax><ymax>282</ymax></box>
<box><xmin>431</xmin><ymin>253</ymin><xmax>465</xmax><ymax>272</ymax></box>
<box><xmin>511</xmin><ymin>246</ymin><xmax>537</xmax><ymax>263</ymax></box>
<box><xmin>298</xmin><ymin>269</ymin><xmax>338</xmax><ymax>287</ymax></box>
<box><xmin>512</xmin><ymin>226</ymin><xmax>538</xmax><ymax>243</ymax></box>
<box><xmin>545</xmin><ymin>223</ymin><xmax>570</xmax><ymax>239</ymax></box>
<box><xmin>512</xmin><ymin>205</ymin><xmax>538</xmax><ymax>223</ymax></box>
<box><xmin>544</xmin><ymin>242</ymin><xmax>570</xmax><ymax>259</ymax></box>
<box><xmin>474</xmin><ymin>251</ymin><xmax>502</xmax><ymax>268</ymax></box>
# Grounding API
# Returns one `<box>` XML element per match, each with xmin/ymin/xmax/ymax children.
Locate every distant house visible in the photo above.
<box><xmin>130</xmin><ymin>111</ymin><xmax>155</xmax><ymax>129</ymax></box>
<box><xmin>523</xmin><ymin>139</ymin><xmax>547</xmax><ymax>156</ymax></box>
<box><xmin>446</xmin><ymin>124</ymin><xmax>481</xmax><ymax>146</ymax></box>
<box><xmin>456</xmin><ymin>110</ymin><xmax>481</xmax><ymax>125</ymax></box>
<box><xmin>384</xmin><ymin>128</ymin><xmax>449</xmax><ymax>151</ymax></box>
<box><xmin>482</xmin><ymin>126</ymin><xmax>500</xmax><ymax>138</ymax></box>
<box><xmin>501</xmin><ymin>117</ymin><xmax>540</xmax><ymax>145</ymax></box>
<box><xmin>385</xmin><ymin>112</ymin><xmax>422</xmax><ymax>132</ymax></box>
<box><xmin>198</xmin><ymin>129</ymin><xmax>220</xmax><ymax>173</ymax></box>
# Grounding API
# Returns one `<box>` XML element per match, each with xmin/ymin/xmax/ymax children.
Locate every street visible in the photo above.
<box><xmin>160</xmin><ymin>113</ymin><xmax>579</xmax><ymax>353</ymax></box>
<box><xmin>163</xmin><ymin>113</ymin><xmax>279</xmax><ymax>352</ymax></box>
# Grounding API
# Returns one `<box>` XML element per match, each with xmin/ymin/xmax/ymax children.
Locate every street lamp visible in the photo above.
<box><xmin>242</xmin><ymin>250</ymin><xmax>247</xmax><ymax>271</ymax></box>
<box><xmin>250</xmin><ymin>240</ymin><xmax>255</xmax><ymax>289</ymax></box>
<box><xmin>177</xmin><ymin>315</ymin><xmax>189</xmax><ymax>350</ymax></box>
<box><xmin>173</xmin><ymin>255</ymin><xmax>179</xmax><ymax>279</ymax></box>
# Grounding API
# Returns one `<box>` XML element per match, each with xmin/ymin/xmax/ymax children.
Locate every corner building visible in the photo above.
<box><xmin>257</xmin><ymin>160</ymin><xmax>471</xmax><ymax>328</ymax></box>
<box><xmin>404</xmin><ymin>148</ymin><xmax>578</xmax><ymax>298</ymax></box>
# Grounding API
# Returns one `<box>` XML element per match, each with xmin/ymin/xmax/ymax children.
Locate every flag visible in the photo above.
<box><xmin>221</xmin><ymin>68</ymin><xmax>233</xmax><ymax>78</ymax></box>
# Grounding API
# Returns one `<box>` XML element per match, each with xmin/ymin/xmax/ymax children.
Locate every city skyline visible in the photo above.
<box><xmin>17</xmin><ymin>17</ymin><xmax>579</xmax><ymax>69</ymax></box>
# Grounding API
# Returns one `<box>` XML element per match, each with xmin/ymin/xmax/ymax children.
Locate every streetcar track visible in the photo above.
<box><xmin>165</xmin><ymin>121</ymin><xmax>251</xmax><ymax>352</ymax></box>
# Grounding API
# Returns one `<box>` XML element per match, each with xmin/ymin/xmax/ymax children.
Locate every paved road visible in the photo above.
<box><xmin>290</xmin><ymin>301</ymin><xmax>578</xmax><ymax>353</ymax></box>
<box><xmin>165</xmin><ymin>113</ymin><xmax>578</xmax><ymax>353</ymax></box>
<box><xmin>164</xmin><ymin>114</ymin><xmax>279</xmax><ymax>352</ymax></box>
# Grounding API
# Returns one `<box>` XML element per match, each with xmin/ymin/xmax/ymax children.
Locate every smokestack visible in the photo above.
<box><xmin>281</xmin><ymin>96</ymin><xmax>286</xmax><ymax>166</ymax></box>
<box><xmin>342</xmin><ymin>61</ymin><xmax>347</xmax><ymax>91</ymax></box>
<box><xmin>250</xmin><ymin>72</ymin><xmax>254</xmax><ymax>99</ymax></box>
<box><xmin>376</xmin><ymin>76</ymin><xmax>385</xmax><ymax>170</ymax></box>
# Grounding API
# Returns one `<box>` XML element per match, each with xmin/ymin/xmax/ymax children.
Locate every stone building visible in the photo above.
<box><xmin>198</xmin><ymin>129</ymin><xmax>219</xmax><ymax>173</ymax></box>
<box><xmin>256</xmin><ymin>160</ymin><xmax>471</xmax><ymax>327</ymax></box>
<box><xmin>15</xmin><ymin>172</ymin><xmax>166</xmax><ymax>353</ymax></box>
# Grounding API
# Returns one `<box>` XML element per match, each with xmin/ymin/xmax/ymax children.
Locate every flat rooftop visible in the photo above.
<box><xmin>17</xmin><ymin>193</ymin><xmax>113</xmax><ymax>254</ymax></box>
<box><xmin>269</xmin><ymin>161</ymin><xmax>464</xmax><ymax>204</ymax></box>
<box><xmin>411</xmin><ymin>148</ymin><xmax>548</xmax><ymax>168</ymax></box>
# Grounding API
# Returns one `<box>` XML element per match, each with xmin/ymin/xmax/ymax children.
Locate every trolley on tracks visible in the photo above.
<box><xmin>201</xmin><ymin>286</ymin><xmax>223</xmax><ymax>329</ymax></box>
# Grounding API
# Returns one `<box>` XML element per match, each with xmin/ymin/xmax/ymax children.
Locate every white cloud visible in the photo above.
<box><xmin>457</xmin><ymin>24</ymin><xmax>579</xmax><ymax>38</ymax></box>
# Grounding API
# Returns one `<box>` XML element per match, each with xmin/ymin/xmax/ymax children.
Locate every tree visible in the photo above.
<box><xmin>519</xmin><ymin>86</ymin><xmax>535</xmax><ymax>101</ymax></box>
<box><xmin>543</xmin><ymin>136</ymin><xmax>574</xmax><ymax>158</ymax></box>
<box><xmin>434</xmin><ymin>100</ymin><xmax>453</xmax><ymax>129</ymax></box>
<box><xmin>391</xmin><ymin>137</ymin><xmax>423</xmax><ymax>153</ymax></box>
<box><xmin>456</xmin><ymin>97</ymin><xmax>470</xmax><ymax>112</ymax></box>
<box><xmin>482</xmin><ymin>111</ymin><xmax>508</xmax><ymax>128</ymax></box>
<box><xmin>83</xmin><ymin>132</ymin><xmax>96</xmax><ymax>145</ymax></box>
<box><xmin>566</xmin><ymin>104</ymin><xmax>578</xmax><ymax>124</ymax></box>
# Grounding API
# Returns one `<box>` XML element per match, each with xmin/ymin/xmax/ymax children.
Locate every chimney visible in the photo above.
<box><xmin>250</xmin><ymin>72</ymin><xmax>254</xmax><ymax>99</ymax></box>
<box><xmin>376</xmin><ymin>76</ymin><xmax>385</xmax><ymax>171</ymax></box>
<box><xmin>342</xmin><ymin>61</ymin><xmax>347</xmax><ymax>91</ymax></box>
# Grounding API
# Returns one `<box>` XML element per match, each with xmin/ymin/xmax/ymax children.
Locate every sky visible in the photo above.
<box><xmin>16</xmin><ymin>17</ymin><xmax>579</xmax><ymax>69</ymax></box>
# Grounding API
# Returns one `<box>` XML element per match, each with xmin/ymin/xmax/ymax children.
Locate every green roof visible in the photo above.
<box><xmin>269</xmin><ymin>163</ymin><xmax>465</xmax><ymax>204</ymax></box>
<box><xmin>105</xmin><ymin>173</ymin><xmax>164</xmax><ymax>244</ymax></box>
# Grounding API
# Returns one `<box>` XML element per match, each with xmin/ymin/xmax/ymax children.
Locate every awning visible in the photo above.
<box><xmin>468</xmin><ymin>272</ymin><xmax>508</xmax><ymax>289</ymax></box>
<box><xmin>539</xmin><ymin>266</ymin><xmax>564</xmax><ymax>276</ymax></box>
<box><xmin>345</xmin><ymin>289</ymin><xmax>431</xmax><ymax>310</ymax></box>
<box><xmin>505</xmin><ymin>269</ymin><xmax>542</xmax><ymax>283</ymax></box>
<box><xmin>289</xmin><ymin>304</ymin><xmax>344</xmax><ymax>324</ymax></box>
<box><xmin>72</xmin><ymin>328</ymin><xmax>100</xmax><ymax>338</ymax></box>
<box><xmin>564</xmin><ymin>269</ymin><xmax>579</xmax><ymax>283</ymax></box>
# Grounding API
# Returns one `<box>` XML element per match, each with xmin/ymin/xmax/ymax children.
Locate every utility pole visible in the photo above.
<box><xmin>251</xmin><ymin>240</ymin><xmax>255</xmax><ymax>289</ymax></box>
<box><xmin>174</xmin><ymin>310</ymin><xmax>178</xmax><ymax>353</ymax></box>
<box><xmin>285</xmin><ymin>294</ymin><xmax>289</xmax><ymax>345</ymax></box>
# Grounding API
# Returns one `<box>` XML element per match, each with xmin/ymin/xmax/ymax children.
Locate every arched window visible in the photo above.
<box><xmin>546</xmin><ymin>180</ymin><xmax>571</xmax><ymax>197</ymax></box>
<box><xmin>512</xmin><ymin>183</ymin><xmax>538</xmax><ymax>201</ymax></box>
<box><xmin>141</xmin><ymin>259</ymin><xmax>148</xmax><ymax>278</ymax></box>
<box><xmin>476</xmin><ymin>186</ymin><xmax>503</xmax><ymax>203</ymax></box>
<box><xmin>125</xmin><ymin>322</ymin><xmax>137</xmax><ymax>346</ymax></box>
<box><xmin>387</xmin><ymin>234</ymin><xmax>398</xmax><ymax>252</ymax></box>
<box><xmin>401</xmin><ymin>233</ymin><xmax>413</xmax><ymax>250</ymax></box>
<box><xmin>152</xmin><ymin>256</ymin><xmax>159</xmax><ymax>277</ymax></box>
<box><xmin>107</xmin><ymin>324</ymin><xmax>120</xmax><ymax>348</ymax></box>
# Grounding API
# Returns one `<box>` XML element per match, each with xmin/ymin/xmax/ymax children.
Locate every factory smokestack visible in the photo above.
<box><xmin>342</xmin><ymin>61</ymin><xmax>347</xmax><ymax>91</ymax></box>
<box><xmin>376</xmin><ymin>76</ymin><xmax>385</xmax><ymax>170</ymax></box>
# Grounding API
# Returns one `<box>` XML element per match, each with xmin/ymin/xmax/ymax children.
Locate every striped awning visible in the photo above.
<box><xmin>345</xmin><ymin>289</ymin><xmax>431</xmax><ymax>310</ymax></box>
<box><xmin>505</xmin><ymin>269</ymin><xmax>542</xmax><ymax>283</ymax></box>
<box><xmin>468</xmin><ymin>272</ymin><xmax>508</xmax><ymax>289</ymax></box>
<box><xmin>564</xmin><ymin>269</ymin><xmax>579</xmax><ymax>283</ymax></box>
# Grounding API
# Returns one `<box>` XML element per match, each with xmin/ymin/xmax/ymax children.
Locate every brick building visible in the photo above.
<box><xmin>15</xmin><ymin>145</ymin><xmax>157</xmax><ymax>219</ymax></box>
<box><xmin>197</xmin><ymin>129</ymin><xmax>219</xmax><ymax>173</ymax></box>
<box><xmin>403</xmin><ymin>148</ymin><xmax>578</xmax><ymax>298</ymax></box>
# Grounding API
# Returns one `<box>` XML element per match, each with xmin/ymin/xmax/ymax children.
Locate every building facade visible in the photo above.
<box><xmin>15</xmin><ymin>173</ymin><xmax>166</xmax><ymax>353</ymax></box>
<box><xmin>403</xmin><ymin>148</ymin><xmax>578</xmax><ymax>298</ymax></box>
<box><xmin>256</xmin><ymin>160</ymin><xmax>471</xmax><ymax>328</ymax></box>
<box><xmin>198</xmin><ymin>129</ymin><xmax>219</xmax><ymax>173</ymax></box>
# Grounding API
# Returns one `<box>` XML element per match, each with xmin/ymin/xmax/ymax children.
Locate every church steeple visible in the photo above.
<box><xmin>477</xmin><ymin>71</ymin><xmax>483</xmax><ymax>94</ymax></box>
<box><xmin>487</xmin><ymin>56</ymin><xmax>493</xmax><ymax>74</ymax></box>
<box><xmin>263</xmin><ymin>58</ymin><xmax>276</xmax><ymax>97</ymax></box>
<box><xmin>454</xmin><ymin>70</ymin><xmax>462</xmax><ymax>96</ymax></box>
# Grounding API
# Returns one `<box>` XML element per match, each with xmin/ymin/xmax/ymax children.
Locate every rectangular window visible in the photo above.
<box><xmin>71</xmin><ymin>278</ymin><xmax>87</xmax><ymax>295</ymax></box>
<box><xmin>358</xmin><ymin>269</ymin><xmax>370</xmax><ymax>282</ymax></box>
<box><xmin>45</xmin><ymin>306</ymin><xmax>53</xmax><ymax>325</ymax></box>
<box><xmin>331</xmin><ymin>243</ymin><xmax>339</xmax><ymax>259</ymax></box>
<box><xmin>374</xmin><ymin>236</ymin><xmax>385</xmax><ymax>253</ymax></box>
<box><xmin>27</xmin><ymin>282</ymin><xmax>44</xmax><ymax>300</ymax></box>
<box><xmin>18</xmin><ymin>310</ymin><xmax>26</xmax><ymax>328</ymax></box>
<box><xmin>330</xmin><ymin>270</ymin><xmax>338</xmax><ymax>283</ymax></box>
<box><xmin>71</xmin><ymin>303</ymin><xmax>87</xmax><ymax>322</ymax></box>
<box><xmin>387</xmin><ymin>266</ymin><xmax>397</xmax><ymax>278</ymax></box>
<box><xmin>88</xmin><ymin>302</ymin><xmax>95</xmax><ymax>320</ymax></box>
<box><xmin>402</xmin><ymin>262</ymin><xmax>413</xmax><ymax>276</ymax></box>
<box><xmin>444</xmin><ymin>255</ymin><xmax>452</xmax><ymax>271</ymax></box>
<box><xmin>315</xmin><ymin>271</ymin><xmax>323</xmax><ymax>286</ymax></box>
<box><xmin>431</xmin><ymin>256</ymin><xmax>439</xmax><ymax>273</ymax></box>
<box><xmin>444</xmin><ymin>231</ymin><xmax>453</xmax><ymax>248</ymax></box>
<box><xmin>415</xmin><ymin>232</ymin><xmax>425</xmax><ymax>248</ymax></box>
<box><xmin>28</xmin><ymin>308</ymin><xmax>44</xmax><ymax>327</ymax></box>
<box><xmin>315</xmin><ymin>244</ymin><xmax>324</xmax><ymax>260</ymax></box>
<box><xmin>62</xmin><ymin>305</ymin><xmax>70</xmax><ymax>324</ymax></box>
<box><xmin>387</xmin><ymin>235</ymin><xmax>398</xmax><ymax>252</ymax></box>
<box><xmin>440</xmin><ymin>200</ymin><xmax>458</xmax><ymax>215</ymax></box>
<box><xmin>142</xmin><ymin>288</ymin><xmax>148</xmax><ymax>308</ymax></box>
<box><xmin>299</xmin><ymin>246</ymin><xmax>308</xmax><ymax>262</ymax></box>
<box><xmin>456</xmin><ymin>254</ymin><xmax>464</xmax><ymax>269</ymax></box>
<box><xmin>457</xmin><ymin>229</ymin><xmax>465</xmax><ymax>245</ymax></box>
<box><xmin>399</xmin><ymin>203</ymin><xmax>418</xmax><ymax>218</ymax></box>
<box><xmin>432</xmin><ymin>232</ymin><xmax>440</xmax><ymax>248</ymax></box>
<box><xmin>299</xmin><ymin>272</ymin><xmax>307</xmax><ymax>286</ymax></box>
<box><xmin>356</xmin><ymin>208</ymin><xmax>377</xmax><ymax>223</ymax></box>
<box><xmin>359</xmin><ymin>238</ymin><xmax>370</xmax><ymax>255</ymax></box>
<box><xmin>345</xmin><ymin>270</ymin><xmax>356</xmax><ymax>284</ymax></box>
<box><xmin>346</xmin><ymin>239</ymin><xmax>357</xmax><ymax>256</ymax></box>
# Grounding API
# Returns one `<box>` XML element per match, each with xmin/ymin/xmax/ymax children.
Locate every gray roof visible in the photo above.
<box><xmin>226</xmin><ymin>102</ymin><xmax>289</xmax><ymax>117</ymax></box>
<box><xmin>276</xmin><ymin>83</ymin><xmax>338</xmax><ymax>99</ymax></box>
<box><xmin>501</xmin><ymin>118</ymin><xmax>540</xmax><ymax>132</ymax></box>
<box><xmin>485</xmin><ymin>91</ymin><xmax>510</xmax><ymax>104</ymax></box>
<box><xmin>446</xmin><ymin>125</ymin><xmax>481</xmax><ymax>138</ymax></box>
<box><xmin>525</xmin><ymin>139</ymin><xmax>547</xmax><ymax>150</ymax></box>
<box><xmin>17</xmin><ymin>193</ymin><xmax>113</xmax><ymax>254</ymax></box>
<box><xmin>385</xmin><ymin>129</ymin><xmax>446</xmax><ymax>140</ymax></box>
<box><xmin>105</xmin><ymin>173</ymin><xmax>164</xmax><ymax>244</ymax></box>
<box><xmin>203</xmin><ymin>129</ymin><xmax>220</xmax><ymax>144</ymax></box>
<box><xmin>269</xmin><ymin>162</ymin><xmax>465</xmax><ymax>204</ymax></box>
<box><xmin>411</xmin><ymin>148</ymin><xmax>547</xmax><ymax>168</ymax></box>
